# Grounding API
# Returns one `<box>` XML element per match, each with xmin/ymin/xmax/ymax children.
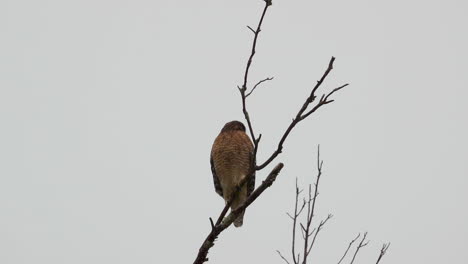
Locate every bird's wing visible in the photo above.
<box><xmin>210</xmin><ymin>154</ymin><xmax>223</xmax><ymax>197</ymax></box>
<box><xmin>247</xmin><ymin>150</ymin><xmax>255</xmax><ymax>197</ymax></box>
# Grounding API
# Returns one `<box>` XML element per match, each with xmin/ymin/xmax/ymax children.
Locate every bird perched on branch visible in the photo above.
<box><xmin>210</xmin><ymin>121</ymin><xmax>254</xmax><ymax>227</ymax></box>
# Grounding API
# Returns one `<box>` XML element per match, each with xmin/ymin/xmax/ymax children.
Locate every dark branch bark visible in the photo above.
<box><xmin>277</xmin><ymin>250</ymin><xmax>291</xmax><ymax>264</ymax></box>
<box><xmin>238</xmin><ymin>1</ymin><xmax>271</xmax><ymax>145</ymax></box>
<box><xmin>194</xmin><ymin>0</ymin><xmax>355</xmax><ymax>263</ymax></box>
<box><xmin>306</xmin><ymin>214</ymin><xmax>333</xmax><ymax>257</ymax></box>
<box><xmin>291</xmin><ymin>179</ymin><xmax>305</xmax><ymax>264</ymax></box>
<box><xmin>375</xmin><ymin>243</ymin><xmax>390</xmax><ymax>264</ymax></box>
<box><xmin>256</xmin><ymin>58</ymin><xmax>348</xmax><ymax>171</ymax></box>
<box><xmin>337</xmin><ymin>233</ymin><xmax>361</xmax><ymax>264</ymax></box>
<box><xmin>245</xmin><ymin>77</ymin><xmax>274</xmax><ymax>98</ymax></box>
<box><xmin>349</xmin><ymin>232</ymin><xmax>369</xmax><ymax>264</ymax></box>
<box><xmin>193</xmin><ymin>163</ymin><xmax>284</xmax><ymax>264</ymax></box>
<box><xmin>301</xmin><ymin>147</ymin><xmax>325</xmax><ymax>264</ymax></box>
<box><xmin>277</xmin><ymin>147</ymin><xmax>332</xmax><ymax>264</ymax></box>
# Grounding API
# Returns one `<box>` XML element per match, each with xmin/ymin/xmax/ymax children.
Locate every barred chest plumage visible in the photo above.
<box><xmin>210</xmin><ymin>121</ymin><xmax>255</xmax><ymax>227</ymax></box>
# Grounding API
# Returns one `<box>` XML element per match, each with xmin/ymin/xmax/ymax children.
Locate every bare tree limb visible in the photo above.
<box><xmin>277</xmin><ymin>250</ymin><xmax>291</xmax><ymax>264</ymax></box>
<box><xmin>193</xmin><ymin>3</ymin><xmax>278</xmax><ymax>263</ymax></box>
<box><xmin>193</xmin><ymin>163</ymin><xmax>284</xmax><ymax>264</ymax></box>
<box><xmin>375</xmin><ymin>243</ymin><xmax>390</xmax><ymax>264</ymax></box>
<box><xmin>349</xmin><ymin>232</ymin><xmax>369</xmax><ymax>264</ymax></box>
<box><xmin>306</xmin><ymin>214</ymin><xmax>333</xmax><ymax>257</ymax></box>
<box><xmin>220</xmin><ymin>163</ymin><xmax>283</xmax><ymax>226</ymax></box>
<box><xmin>337</xmin><ymin>233</ymin><xmax>361</xmax><ymax>264</ymax></box>
<box><xmin>289</xmin><ymin>178</ymin><xmax>306</xmax><ymax>264</ymax></box>
<box><xmin>245</xmin><ymin>77</ymin><xmax>274</xmax><ymax>98</ymax></box>
<box><xmin>213</xmin><ymin>160</ymin><xmax>260</xmax><ymax>226</ymax></box>
<box><xmin>238</xmin><ymin>1</ymin><xmax>271</xmax><ymax>146</ymax></box>
<box><xmin>279</xmin><ymin>147</ymin><xmax>332</xmax><ymax>264</ymax></box>
<box><xmin>301</xmin><ymin>147</ymin><xmax>324</xmax><ymax>264</ymax></box>
<box><xmin>256</xmin><ymin>58</ymin><xmax>349</xmax><ymax>171</ymax></box>
<box><xmin>193</xmin><ymin>0</ymin><xmax>355</xmax><ymax>263</ymax></box>
<box><xmin>278</xmin><ymin>147</ymin><xmax>391</xmax><ymax>264</ymax></box>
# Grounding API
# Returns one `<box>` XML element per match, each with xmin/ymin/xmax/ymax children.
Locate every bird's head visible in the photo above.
<box><xmin>221</xmin><ymin>120</ymin><xmax>246</xmax><ymax>133</ymax></box>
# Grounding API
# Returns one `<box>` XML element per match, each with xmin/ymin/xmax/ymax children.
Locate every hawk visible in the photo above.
<box><xmin>210</xmin><ymin>120</ymin><xmax>255</xmax><ymax>227</ymax></box>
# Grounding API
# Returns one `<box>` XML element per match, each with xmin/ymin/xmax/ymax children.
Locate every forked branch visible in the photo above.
<box><xmin>337</xmin><ymin>233</ymin><xmax>361</xmax><ymax>264</ymax></box>
<box><xmin>375</xmin><ymin>243</ymin><xmax>391</xmax><ymax>264</ymax></box>
<box><xmin>349</xmin><ymin>232</ymin><xmax>369</xmax><ymax>264</ymax></box>
<box><xmin>277</xmin><ymin>150</ymin><xmax>390</xmax><ymax>264</ymax></box>
<box><xmin>193</xmin><ymin>163</ymin><xmax>284</xmax><ymax>264</ymax></box>
<box><xmin>256</xmin><ymin>58</ymin><xmax>349</xmax><ymax>171</ymax></box>
<box><xmin>277</xmin><ymin>147</ymin><xmax>332</xmax><ymax>264</ymax></box>
<box><xmin>194</xmin><ymin>0</ymin><xmax>352</xmax><ymax>263</ymax></box>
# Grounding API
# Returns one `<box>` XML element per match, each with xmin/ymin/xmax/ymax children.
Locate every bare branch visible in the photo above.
<box><xmin>301</xmin><ymin>147</ymin><xmax>324</xmax><ymax>264</ymax></box>
<box><xmin>337</xmin><ymin>233</ymin><xmax>361</xmax><ymax>264</ymax></box>
<box><xmin>209</xmin><ymin>217</ymin><xmax>215</xmax><ymax>230</ymax></box>
<box><xmin>256</xmin><ymin>58</ymin><xmax>348</xmax><ymax>171</ymax></box>
<box><xmin>214</xmin><ymin>163</ymin><xmax>256</xmax><ymax>226</ymax></box>
<box><xmin>291</xmin><ymin>178</ymin><xmax>301</xmax><ymax>264</ymax></box>
<box><xmin>349</xmin><ymin>232</ymin><xmax>369</xmax><ymax>264</ymax></box>
<box><xmin>220</xmin><ymin>163</ymin><xmax>284</xmax><ymax>226</ymax></box>
<box><xmin>306</xmin><ymin>214</ymin><xmax>333</xmax><ymax>256</ymax></box>
<box><xmin>277</xmin><ymin>250</ymin><xmax>291</xmax><ymax>264</ymax></box>
<box><xmin>238</xmin><ymin>2</ymin><xmax>271</xmax><ymax>146</ymax></box>
<box><xmin>194</xmin><ymin>0</ymin><xmax>359</xmax><ymax>262</ymax></box>
<box><xmin>375</xmin><ymin>243</ymin><xmax>391</xmax><ymax>264</ymax></box>
<box><xmin>193</xmin><ymin>3</ymin><xmax>280</xmax><ymax>263</ymax></box>
<box><xmin>245</xmin><ymin>77</ymin><xmax>274</xmax><ymax>97</ymax></box>
<box><xmin>300</xmin><ymin>83</ymin><xmax>349</xmax><ymax>120</ymax></box>
<box><xmin>193</xmin><ymin>163</ymin><xmax>284</xmax><ymax>264</ymax></box>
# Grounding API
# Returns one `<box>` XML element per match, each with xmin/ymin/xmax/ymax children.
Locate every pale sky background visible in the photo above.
<box><xmin>1</xmin><ymin>0</ymin><xmax>467</xmax><ymax>263</ymax></box>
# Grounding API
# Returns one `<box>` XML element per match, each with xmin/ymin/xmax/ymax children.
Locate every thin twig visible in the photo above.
<box><xmin>238</xmin><ymin>1</ymin><xmax>271</xmax><ymax>146</ymax></box>
<box><xmin>245</xmin><ymin>77</ymin><xmax>274</xmax><ymax>97</ymax></box>
<box><xmin>375</xmin><ymin>243</ymin><xmax>390</xmax><ymax>264</ymax></box>
<box><xmin>300</xmin><ymin>83</ymin><xmax>349</xmax><ymax>120</ymax></box>
<box><xmin>306</xmin><ymin>214</ymin><xmax>333</xmax><ymax>256</ymax></box>
<box><xmin>349</xmin><ymin>232</ymin><xmax>369</xmax><ymax>264</ymax></box>
<box><xmin>213</xmin><ymin>165</ymin><xmax>256</xmax><ymax>226</ymax></box>
<box><xmin>277</xmin><ymin>250</ymin><xmax>291</xmax><ymax>264</ymax></box>
<box><xmin>289</xmin><ymin>178</ymin><xmax>306</xmax><ymax>264</ymax></box>
<box><xmin>193</xmin><ymin>163</ymin><xmax>284</xmax><ymax>264</ymax></box>
<box><xmin>256</xmin><ymin>58</ymin><xmax>348</xmax><ymax>170</ymax></box>
<box><xmin>301</xmin><ymin>147</ymin><xmax>324</xmax><ymax>264</ymax></box>
<box><xmin>193</xmin><ymin>3</ymin><xmax>276</xmax><ymax>263</ymax></box>
<box><xmin>337</xmin><ymin>233</ymin><xmax>361</xmax><ymax>264</ymax></box>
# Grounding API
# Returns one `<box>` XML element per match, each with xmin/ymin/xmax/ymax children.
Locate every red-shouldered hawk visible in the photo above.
<box><xmin>210</xmin><ymin>121</ymin><xmax>255</xmax><ymax>227</ymax></box>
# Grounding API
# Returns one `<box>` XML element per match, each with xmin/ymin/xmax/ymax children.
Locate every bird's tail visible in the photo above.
<box><xmin>233</xmin><ymin>210</ymin><xmax>245</xmax><ymax>227</ymax></box>
<box><xmin>231</xmin><ymin>185</ymin><xmax>247</xmax><ymax>228</ymax></box>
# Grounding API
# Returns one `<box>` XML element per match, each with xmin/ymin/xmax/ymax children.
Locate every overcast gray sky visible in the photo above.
<box><xmin>1</xmin><ymin>0</ymin><xmax>467</xmax><ymax>263</ymax></box>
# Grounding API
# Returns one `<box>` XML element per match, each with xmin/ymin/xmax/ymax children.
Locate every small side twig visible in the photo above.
<box><xmin>278</xmin><ymin>147</ymin><xmax>331</xmax><ymax>264</ymax></box>
<box><xmin>289</xmin><ymin>178</ymin><xmax>306</xmax><ymax>264</ymax></box>
<box><xmin>238</xmin><ymin>1</ymin><xmax>271</xmax><ymax>146</ymax></box>
<box><xmin>256</xmin><ymin>58</ymin><xmax>349</xmax><ymax>171</ymax></box>
<box><xmin>301</xmin><ymin>147</ymin><xmax>324</xmax><ymax>264</ymax></box>
<box><xmin>276</xmin><ymin>250</ymin><xmax>291</xmax><ymax>264</ymax></box>
<box><xmin>306</xmin><ymin>214</ymin><xmax>333</xmax><ymax>257</ymax></box>
<box><xmin>193</xmin><ymin>163</ymin><xmax>284</xmax><ymax>264</ymax></box>
<box><xmin>349</xmin><ymin>232</ymin><xmax>369</xmax><ymax>264</ymax></box>
<box><xmin>213</xmin><ymin>164</ymin><xmax>257</xmax><ymax>226</ymax></box>
<box><xmin>337</xmin><ymin>233</ymin><xmax>361</xmax><ymax>264</ymax></box>
<box><xmin>220</xmin><ymin>163</ymin><xmax>283</xmax><ymax>227</ymax></box>
<box><xmin>375</xmin><ymin>243</ymin><xmax>390</xmax><ymax>264</ymax></box>
<box><xmin>245</xmin><ymin>77</ymin><xmax>274</xmax><ymax>98</ymax></box>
